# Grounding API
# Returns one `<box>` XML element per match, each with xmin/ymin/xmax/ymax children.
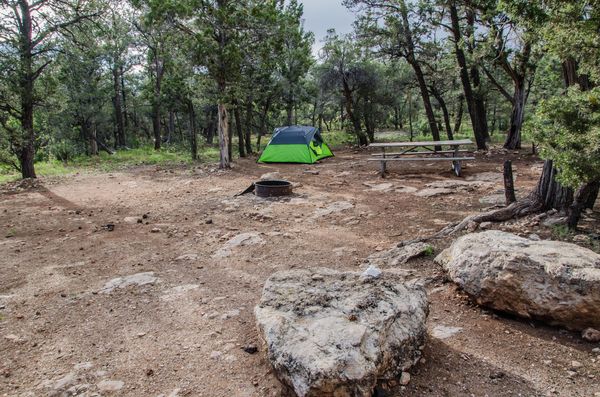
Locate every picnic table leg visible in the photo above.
<box><xmin>452</xmin><ymin>145</ymin><xmax>462</xmax><ymax>177</ymax></box>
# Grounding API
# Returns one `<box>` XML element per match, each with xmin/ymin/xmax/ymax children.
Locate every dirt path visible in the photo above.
<box><xmin>0</xmin><ymin>149</ymin><xmax>598</xmax><ymax>397</ymax></box>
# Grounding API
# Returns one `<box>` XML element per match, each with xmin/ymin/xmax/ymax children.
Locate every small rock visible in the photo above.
<box><xmin>123</xmin><ymin>217</ymin><xmax>139</xmax><ymax>224</ymax></box>
<box><xmin>150</xmin><ymin>227</ymin><xmax>161</xmax><ymax>233</ymax></box>
<box><xmin>175</xmin><ymin>254</ymin><xmax>199</xmax><ymax>261</ymax></box>
<box><xmin>479</xmin><ymin>222</ymin><xmax>493</xmax><ymax>230</ymax></box>
<box><xmin>210</xmin><ymin>351</ymin><xmax>222</xmax><ymax>360</ymax></box>
<box><xmin>582</xmin><ymin>328</ymin><xmax>600</xmax><ymax>342</ymax></box>
<box><xmin>97</xmin><ymin>380</ymin><xmax>124</xmax><ymax>392</ymax></box>
<box><xmin>100</xmin><ymin>272</ymin><xmax>157</xmax><ymax>293</ymax></box>
<box><xmin>529</xmin><ymin>234</ymin><xmax>541</xmax><ymax>241</ymax></box>
<box><xmin>431</xmin><ymin>325</ymin><xmax>462</xmax><ymax>340</ymax></box>
<box><xmin>205</xmin><ymin>219</ymin><xmax>213</xmax><ymax>225</ymax></box>
<box><xmin>400</xmin><ymin>372</ymin><xmax>411</xmax><ymax>386</ymax></box>
<box><xmin>570</xmin><ymin>360</ymin><xmax>583</xmax><ymax>369</ymax></box>
<box><xmin>362</xmin><ymin>265</ymin><xmax>382</xmax><ymax>279</ymax></box>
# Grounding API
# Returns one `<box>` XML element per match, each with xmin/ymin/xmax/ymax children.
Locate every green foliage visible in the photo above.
<box><xmin>5</xmin><ymin>228</ymin><xmax>16</xmax><ymax>238</ymax></box>
<box><xmin>423</xmin><ymin>245</ymin><xmax>435</xmax><ymax>257</ymax></box>
<box><xmin>551</xmin><ymin>224</ymin><xmax>574</xmax><ymax>240</ymax></box>
<box><xmin>526</xmin><ymin>87</ymin><xmax>600</xmax><ymax>188</ymax></box>
<box><xmin>50</xmin><ymin>141</ymin><xmax>78</xmax><ymax>163</ymax></box>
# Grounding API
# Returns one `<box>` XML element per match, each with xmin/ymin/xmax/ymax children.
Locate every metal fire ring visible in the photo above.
<box><xmin>254</xmin><ymin>180</ymin><xmax>293</xmax><ymax>198</ymax></box>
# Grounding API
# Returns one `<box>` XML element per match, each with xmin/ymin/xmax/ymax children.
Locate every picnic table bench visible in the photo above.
<box><xmin>368</xmin><ymin>139</ymin><xmax>475</xmax><ymax>177</ymax></box>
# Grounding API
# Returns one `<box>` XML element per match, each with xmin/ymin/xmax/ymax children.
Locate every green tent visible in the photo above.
<box><xmin>258</xmin><ymin>126</ymin><xmax>334</xmax><ymax>164</ymax></box>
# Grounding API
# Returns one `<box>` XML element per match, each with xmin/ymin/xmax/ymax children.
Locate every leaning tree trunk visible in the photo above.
<box><xmin>409</xmin><ymin>60</ymin><xmax>441</xmax><ymax>145</ymax></box>
<box><xmin>432</xmin><ymin>88</ymin><xmax>454</xmax><ymax>140</ymax></box>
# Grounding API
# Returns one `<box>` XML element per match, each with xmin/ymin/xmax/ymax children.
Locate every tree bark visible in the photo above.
<box><xmin>244</xmin><ymin>97</ymin><xmax>253</xmax><ymax>155</ymax></box>
<box><xmin>453</xmin><ymin>96</ymin><xmax>464</xmax><ymax>135</ymax></box>
<box><xmin>218</xmin><ymin>101</ymin><xmax>230</xmax><ymax>169</ymax></box>
<box><xmin>233</xmin><ymin>101</ymin><xmax>245</xmax><ymax>158</ymax></box>
<box><xmin>112</xmin><ymin>65</ymin><xmax>125</xmax><ymax>147</ymax></box>
<box><xmin>188</xmin><ymin>101</ymin><xmax>197</xmax><ymax>161</ymax></box>
<box><xmin>504</xmin><ymin>160</ymin><xmax>517</xmax><ymax>205</ymax></box>
<box><xmin>431</xmin><ymin>87</ymin><xmax>454</xmax><ymax>140</ymax></box>
<box><xmin>568</xmin><ymin>180</ymin><xmax>599</xmax><ymax>228</ymax></box>
<box><xmin>17</xmin><ymin>1</ymin><xmax>36</xmax><ymax>178</ymax></box>
<box><xmin>448</xmin><ymin>1</ymin><xmax>487</xmax><ymax>150</ymax></box>
<box><xmin>341</xmin><ymin>78</ymin><xmax>368</xmax><ymax>146</ymax></box>
<box><xmin>504</xmin><ymin>82</ymin><xmax>525</xmax><ymax>149</ymax></box>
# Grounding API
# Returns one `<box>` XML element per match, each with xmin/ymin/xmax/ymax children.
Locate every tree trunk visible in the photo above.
<box><xmin>341</xmin><ymin>79</ymin><xmax>368</xmax><ymax>146</ymax></box>
<box><xmin>256</xmin><ymin>97</ymin><xmax>271</xmax><ymax>152</ymax></box>
<box><xmin>188</xmin><ymin>102</ymin><xmax>197</xmax><ymax>161</ymax></box>
<box><xmin>17</xmin><ymin>1</ymin><xmax>36</xmax><ymax>178</ymax></box>
<box><xmin>410</xmin><ymin>59</ymin><xmax>441</xmax><ymax>145</ymax></box>
<box><xmin>233</xmin><ymin>101</ymin><xmax>245</xmax><ymax>158</ymax></box>
<box><xmin>286</xmin><ymin>101</ymin><xmax>294</xmax><ymax>126</ymax></box>
<box><xmin>453</xmin><ymin>96</ymin><xmax>464</xmax><ymax>135</ymax></box>
<box><xmin>112</xmin><ymin>65</ymin><xmax>125</xmax><ymax>148</ymax></box>
<box><xmin>432</xmin><ymin>88</ymin><xmax>454</xmax><ymax>140</ymax></box>
<box><xmin>504</xmin><ymin>160</ymin><xmax>517</xmax><ymax>205</ymax></box>
<box><xmin>166</xmin><ymin>110</ymin><xmax>175</xmax><ymax>144</ymax></box>
<box><xmin>504</xmin><ymin>81</ymin><xmax>525</xmax><ymax>149</ymax></box>
<box><xmin>121</xmin><ymin>65</ymin><xmax>128</xmax><ymax>130</ymax></box>
<box><xmin>218</xmin><ymin>101</ymin><xmax>230</xmax><ymax>169</ymax></box>
<box><xmin>244</xmin><ymin>97</ymin><xmax>253</xmax><ymax>155</ymax></box>
<box><xmin>533</xmin><ymin>160</ymin><xmax>573</xmax><ymax>211</ymax></box>
<box><xmin>568</xmin><ymin>180</ymin><xmax>599</xmax><ymax>228</ymax></box>
<box><xmin>448</xmin><ymin>1</ymin><xmax>487</xmax><ymax>150</ymax></box>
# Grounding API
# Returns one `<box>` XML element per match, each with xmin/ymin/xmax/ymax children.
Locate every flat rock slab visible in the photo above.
<box><xmin>415</xmin><ymin>187</ymin><xmax>454</xmax><ymax>197</ymax></box>
<box><xmin>436</xmin><ymin>231</ymin><xmax>600</xmax><ymax>330</ymax></box>
<box><xmin>100</xmin><ymin>272</ymin><xmax>157</xmax><ymax>294</ymax></box>
<box><xmin>312</xmin><ymin>201</ymin><xmax>354</xmax><ymax>218</ymax></box>
<box><xmin>365</xmin><ymin>242</ymin><xmax>431</xmax><ymax>268</ymax></box>
<box><xmin>213</xmin><ymin>232</ymin><xmax>265</xmax><ymax>258</ymax></box>
<box><xmin>431</xmin><ymin>325</ymin><xmax>463</xmax><ymax>340</ymax></box>
<box><xmin>479</xmin><ymin>194</ymin><xmax>506</xmax><ymax>206</ymax></box>
<box><xmin>362</xmin><ymin>182</ymin><xmax>394</xmax><ymax>192</ymax></box>
<box><xmin>255</xmin><ymin>268</ymin><xmax>428</xmax><ymax>397</ymax></box>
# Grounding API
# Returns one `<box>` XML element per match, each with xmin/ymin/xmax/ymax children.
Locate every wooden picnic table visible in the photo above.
<box><xmin>368</xmin><ymin>139</ymin><xmax>475</xmax><ymax>177</ymax></box>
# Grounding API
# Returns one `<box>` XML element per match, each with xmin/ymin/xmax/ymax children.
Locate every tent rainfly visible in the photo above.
<box><xmin>258</xmin><ymin>126</ymin><xmax>334</xmax><ymax>164</ymax></box>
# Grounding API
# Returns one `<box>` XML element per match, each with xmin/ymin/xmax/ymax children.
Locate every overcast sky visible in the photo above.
<box><xmin>300</xmin><ymin>0</ymin><xmax>356</xmax><ymax>57</ymax></box>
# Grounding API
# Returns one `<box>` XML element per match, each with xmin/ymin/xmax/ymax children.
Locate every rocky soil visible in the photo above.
<box><xmin>1</xmin><ymin>148</ymin><xmax>599</xmax><ymax>397</ymax></box>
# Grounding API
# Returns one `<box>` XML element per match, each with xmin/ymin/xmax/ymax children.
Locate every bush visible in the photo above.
<box><xmin>50</xmin><ymin>141</ymin><xmax>77</xmax><ymax>163</ymax></box>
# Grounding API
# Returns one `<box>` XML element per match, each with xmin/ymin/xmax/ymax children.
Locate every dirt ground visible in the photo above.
<box><xmin>1</xmin><ymin>147</ymin><xmax>599</xmax><ymax>397</ymax></box>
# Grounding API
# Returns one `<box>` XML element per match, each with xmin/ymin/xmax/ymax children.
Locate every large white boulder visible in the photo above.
<box><xmin>255</xmin><ymin>268</ymin><xmax>428</xmax><ymax>397</ymax></box>
<box><xmin>436</xmin><ymin>231</ymin><xmax>600</xmax><ymax>330</ymax></box>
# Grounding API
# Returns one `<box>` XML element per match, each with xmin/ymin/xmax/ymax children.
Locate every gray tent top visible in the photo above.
<box><xmin>270</xmin><ymin>126</ymin><xmax>323</xmax><ymax>145</ymax></box>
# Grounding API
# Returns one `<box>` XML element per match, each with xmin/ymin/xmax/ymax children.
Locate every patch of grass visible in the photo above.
<box><xmin>551</xmin><ymin>224</ymin><xmax>573</xmax><ymax>239</ymax></box>
<box><xmin>0</xmin><ymin>144</ymin><xmax>213</xmax><ymax>184</ymax></box>
<box><xmin>423</xmin><ymin>245</ymin><xmax>435</xmax><ymax>257</ymax></box>
<box><xmin>5</xmin><ymin>228</ymin><xmax>16</xmax><ymax>238</ymax></box>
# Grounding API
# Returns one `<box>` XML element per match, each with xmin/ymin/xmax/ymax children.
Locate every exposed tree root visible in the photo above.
<box><xmin>397</xmin><ymin>196</ymin><xmax>546</xmax><ymax>247</ymax></box>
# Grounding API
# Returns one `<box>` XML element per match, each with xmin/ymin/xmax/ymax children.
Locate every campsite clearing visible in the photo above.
<box><xmin>1</xmin><ymin>148</ymin><xmax>599</xmax><ymax>397</ymax></box>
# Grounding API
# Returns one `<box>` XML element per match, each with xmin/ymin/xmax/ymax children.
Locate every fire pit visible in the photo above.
<box><xmin>254</xmin><ymin>180</ymin><xmax>293</xmax><ymax>198</ymax></box>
